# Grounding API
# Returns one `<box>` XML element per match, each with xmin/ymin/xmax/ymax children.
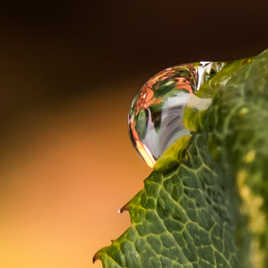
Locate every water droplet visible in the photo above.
<box><xmin>128</xmin><ymin>61</ymin><xmax>225</xmax><ymax>168</ymax></box>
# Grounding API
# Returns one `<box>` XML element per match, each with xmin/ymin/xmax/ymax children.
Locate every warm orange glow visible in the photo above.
<box><xmin>0</xmin><ymin>87</ymin><xmax>150</xmax><ymax>268</ymax></box>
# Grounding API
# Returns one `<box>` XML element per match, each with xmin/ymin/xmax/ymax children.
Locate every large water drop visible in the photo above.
<box><xmin>128</xmin><ymin>61</ymin><xmax>225</xmax><ymax>168</ymax></box>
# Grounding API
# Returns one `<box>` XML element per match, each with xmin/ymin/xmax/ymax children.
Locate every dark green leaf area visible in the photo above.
<box><xmin>97</xmin><ymin>49</ymin><xmax>268</xmax><ymax>268</ymax></box>
<box><xmin>96</xmin><ymin>135</ymin><xmax>239</xmax><ymax>267</ymax></box>
<box><xmin>203</xmin><ymin>49</ymin><xmax>268</xmax><ymax>266</ymax></box>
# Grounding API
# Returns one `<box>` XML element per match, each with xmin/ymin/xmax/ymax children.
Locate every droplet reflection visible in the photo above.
<box><xmin>128</xmin><ymin>61</ymin><xmax>225</xmax><ymax>167</ymax></box>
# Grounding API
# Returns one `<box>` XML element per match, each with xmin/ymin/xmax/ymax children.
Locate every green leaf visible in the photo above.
<box><xmin>94</xmin><ymin>49</ymin><xmax>268</xmax><ymax>268</ymax></box>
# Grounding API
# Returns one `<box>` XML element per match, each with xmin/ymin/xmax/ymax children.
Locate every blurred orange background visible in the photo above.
<box><xmin>0</xmin><ymin>81</ymin><xmax>151</xmax><ymax>268</ymax></box>
<box><xmin>0</xmin><ymin>3</ymin><xmax>268</xmax><ymax>268</ymax></box>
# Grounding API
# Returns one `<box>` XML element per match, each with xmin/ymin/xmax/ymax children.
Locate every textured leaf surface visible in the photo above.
<box><xmin>95</xmin><ymin>49</ymin><xmax>268</xmax><ymax>268</ymax></box>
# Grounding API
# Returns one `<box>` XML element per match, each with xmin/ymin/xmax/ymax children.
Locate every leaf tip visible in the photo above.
<box><xmin>92</xmin><ymin>249</ymin><xmax>105</xmax><ymax>265</ymax></box>
<box><xmin>92</xmin><ymin>253</ymin><xmax>98</xmax><ymax>264</ymax></box>
<box><xmin>118</xmin><ymin>201</ymin><xmax>130</xmax><ymax>214</ymax></box>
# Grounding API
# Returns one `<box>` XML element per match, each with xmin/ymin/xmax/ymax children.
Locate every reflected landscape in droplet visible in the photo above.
<box><xmin>128</xmin><ymin>61</ymin><xmax>225</xmax><ymax>168</ymax></box>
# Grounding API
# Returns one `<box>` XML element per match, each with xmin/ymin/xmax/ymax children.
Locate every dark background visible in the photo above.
<box><xmin>0</xmin><ymin>4</ymin><xmax>267</xmax><ymax>110</ymax></box>
<box><xmin>1</xmin><ymin>4</ymin><xmax>268</xmax><ymax>268</ymax></box>
<box><xmin>0</xmin><ymin>4</ymin><xmax>267</xmax><ymax>143</ymax></box>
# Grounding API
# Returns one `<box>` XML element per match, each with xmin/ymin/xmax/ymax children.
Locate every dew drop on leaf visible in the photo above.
<box><xmin>128</xmin><ymin>61</ymin><xmax>225</xmax><ymax>168</ymax></box>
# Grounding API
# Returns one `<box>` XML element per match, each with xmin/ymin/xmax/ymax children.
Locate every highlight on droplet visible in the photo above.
<box><xmin>128</xmin><ymin>61</ymin><xmax>225</xmax><ymax>167</ymax></box>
